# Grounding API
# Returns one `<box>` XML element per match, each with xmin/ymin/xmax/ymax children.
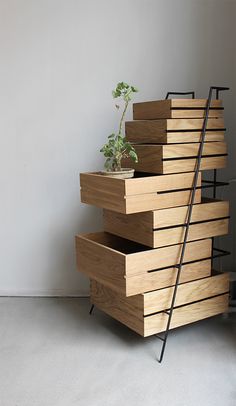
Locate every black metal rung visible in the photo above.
<box><xmin>213</xmin><ymin>247</ymin><xmax>231</xmax><ymax>257</ymax></box>
<box><xmin>165</xmin><ymin>91</ymin><xmax>195</xmax><ymax>100</ymax></box>
<box><xmin>202</xmin><ymin>179</ymin><xmax>229</xmax><ymax>186</ymax></box>
<box><xmin>163</xmin><ymin>153</ymin><xmax>227</xmax><ymax>162</ymax></box>
<box><xmin>212</xmin><ymin>86</ymin><xmax>229</xmax><ymax>91</ymax></box>
<box><xmin>156</xmin><ymin>182</ymin><xmax>228</xmax><ymax>195</ymax></box>
<box><xmin>212</xmin><ymin>252</ymin><xmax>230</xmax><ymax>260</ymax></box>
<box><xmin>200</xmin><ymin>183</ymin><xmax>229</xmax><ymax>190</ymax></box>
<box><xmin>212</xmin><ymin>86</ymin><xmax>230</xmax><ymax>99</ymax></box>
<box><xmin>213</xmin><ymin>247</ymin><xmax>230</xmax><ymax>254</ymax></box>
<box><xmin>154</xmin><ymin>216</ymin><xmax>229</xmax><ymax>232</ymax></box>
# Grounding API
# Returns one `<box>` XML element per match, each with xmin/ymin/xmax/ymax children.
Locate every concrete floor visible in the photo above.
<box><xmin>0</xmin><ymin>298</ymin><xmax>235</xmax><ymax>406</ymax></box>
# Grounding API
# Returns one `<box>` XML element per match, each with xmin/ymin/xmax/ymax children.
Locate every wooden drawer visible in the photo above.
<box><xmin>125</xmin><ymin>119</ymin><xmax>225</xmax><ymax>144</ymax></box>
<box><xmin>133</xmin><ymin>99</ymin><xmax>223</xmax><ymax>120</ymax></box>
<box><xmin>76</xmin><ymin>232</ymin><xmax>212</xmax><ymax>296</ymax></box>
<box><xmin>125</xmin><ymin>259</ymin><xmax>211</xmax><ymax>296</ymax></box>
<box><xmin>80</xmin><ymin>172</ymin><xmax>201</xmax><ymax>214</ymax></box>
<box><xmin>104</xmin><ymin>199</ymin><xmax>229</xmax><ymax>248</ymax></box>
<box><xmin>91</xmin><ymin>275</ymin><xmax>229</xmax><ymax>337</ymax></box>
<box><xmin>123</xmin><ymin>142</ymin><xmax>227</xmax><ymax>174</ymax></box>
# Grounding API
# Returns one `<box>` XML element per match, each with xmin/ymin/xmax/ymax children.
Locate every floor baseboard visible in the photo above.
<box><xmin>0</xmin><ymin>289</ymin><xmax>90</xmax><ymax>298</ymax></box>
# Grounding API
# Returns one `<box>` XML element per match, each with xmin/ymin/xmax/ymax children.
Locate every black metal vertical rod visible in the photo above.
<box><xmin>213</xmin><ymin>169</ymin><xmax>217</xmax><ymax>199</ymax></box>
<box><xmin>212</xmin><ymin>169</ymin><xmax>217</xmax><ymax>268</ymax></box>
<box><xmin>89</xmin><ymin>304</ymin><xmax>94</xmax><ymax>315</ymax></box>
<box><xmin>212</xmin><ymin>88</ymin><xmax>225</xmax><ymax>267</ymax></box>
<box><xmin>213</xmin><ymin>86</ymin><xmax>220</xmax><ymax>200</ymax></box>
<box><xmin>158</xmin><ymin>87</ymin><xmax>215</xmax><ymax>363</ymax></box>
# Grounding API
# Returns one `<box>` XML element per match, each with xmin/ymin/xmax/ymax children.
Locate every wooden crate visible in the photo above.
<box><xmin>91</xmin><ymin>275</ymin><xmax>229</xmax><ymax>336</ymax></box>
<box><xmin>133</xmin><ymin>99</ymin><xmax>223</xmax><ymax>120</ymax></box>
<box><xmin>76</xmin><ymin>232</ymin><xmax>212</xmax><ymax>296</ymax></box>
<box><xmin>122</xmin><ymin>142</ymin><xmax>227</xmax><ymax>174</ymax></box>
<box><xmin>125</xmin><ymin>119</ymin><xmax>225</xmax><ymax>144</ymax></box>
<box><xmin>103</xmin><ymin>198</ymin><xmax>229</xmax><ymax>248</ymax></box>
<box><xmin>80</xmin><ymin>172</ymin><xmax>201</xmax><ymax>214</ymax></box>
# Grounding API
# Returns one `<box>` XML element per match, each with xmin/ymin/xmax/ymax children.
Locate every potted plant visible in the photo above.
<box><xmin>100</xmin><ymin>82</ymin><xmax>138</xmax><ymax>179</ymax></box>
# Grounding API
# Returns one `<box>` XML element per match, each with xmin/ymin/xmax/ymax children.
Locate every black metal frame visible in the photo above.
<box><xmin>165</xmin><ymin>91</ymin><xmax>195</xmax><ymax>100</ymax></box>
<box><xmin>89</xmin><ymin>304</ymin><xmax>94</xmax><ymax>315</ymax></box>
<box><xmin>156</xmin><ymin>87</ymin><xmax>229</xmax><ymax>362</ymax></box>
<box><xmin>89</xmin><ymin>87</ymin><xmax>230</xmax><ymax>361</ymax></box>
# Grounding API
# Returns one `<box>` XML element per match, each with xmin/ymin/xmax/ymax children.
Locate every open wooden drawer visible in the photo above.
<box><xmin>76</xmin><ymin>232</ymin><xmax>212</xmax><ymax>296</ymax></box>
<box><xmin>132</xmin><ymin>99</ymin><xmax>223</xmax><ymax>120</ymax></box>
<box><xmin>125</xmin><ymin>118</ymin><xmax>225</xmax><ymax>144</ymax></box>
<box><xmin>80</xmin><ymin>172</ymin><xmax>201</xmax><ymax>214</ymax></box>
<box><xmin>90</xmin><ymin>274</ymin><xmax>229</xmax><ymax>337</ymax></box>
<box><xmin>122</xmin><ymin>142</ymin><xmax>227</xmax><ymax>174</ymax></box>
<box><xmin>103</xmin><ymin>198</ymin><xmax>229</xmax><ymax>248</ymax></box>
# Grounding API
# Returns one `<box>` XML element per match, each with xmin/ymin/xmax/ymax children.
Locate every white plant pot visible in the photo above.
<box><xmin>100</xmin><ymin>168</ymin><xmax>135</xmax><ymax>179</ymax></box>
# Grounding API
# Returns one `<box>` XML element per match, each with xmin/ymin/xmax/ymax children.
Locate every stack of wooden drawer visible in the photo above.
<box><xmin>76</xmin><ymin>98</ymin><xmax>229</xmax><ymax>338</ymax></box>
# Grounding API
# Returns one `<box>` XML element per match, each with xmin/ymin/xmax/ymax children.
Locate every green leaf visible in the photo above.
<box><xmin>108</xmin><ymin>139</ymin><xmax>115</xmax><ymax>147</ymax></box>
<box><xmin>104</xmin><ymin>150</ymin><xmax>113</xmax><ymax>157</ymax></box>
<box><xmin>123</xmin><ymin>143</ymin><xmax>131</xmax><ymax>152</ymax></box>
<box><xmin>117</xmin><ymin>134</ymin><xmax>124</xmax><ymax>142</ymax></box>
<box><xmin>123</xmin><ymin>141</ymin><xmax>134</xmax><ymax>151</ymax></box>
<box><xmin>104</xmin><ymin>158</ymin><xmax>112</xmax><ymax>170</ymax></box>
<box><xmin>129</xmin><ymin>150</ymin><xmax>138</xmax><ymax>163</ymax></box>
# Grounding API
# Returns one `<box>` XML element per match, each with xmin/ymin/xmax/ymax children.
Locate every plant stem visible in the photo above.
<box><xmin>118</xmin><ymin>100</ymin><xmax>129</xmax><ymax>135</ymax></box>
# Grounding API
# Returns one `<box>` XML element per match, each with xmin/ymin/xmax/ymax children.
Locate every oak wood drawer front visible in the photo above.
<box><xmin>125</xmin><ymin>259</ymin><xmax>211</xmax><ymax>296</ymax></box>
<box><xmin>90</xmin><ymin>276</ymin><xmax>229</xmax><ymax>337</ymax></box>
<box><xmin>152</xmin><ymin>218</ymin><xmax>228</xmax><ymax>247</ymax></box>
<box><xmin>104</xmin><ymin>199</ymin><xmax>229</xmax><ymax>248</ymax></box>
<box><xmin>80</xmin><ymin>172</ymin><xmax>201</xmax><ymax>214</ymax></box>
<box><xmin>133</xmin><ymin>99</ymin><xmax>223</xmax><ymax>120</ymax></box>
<box><xmin>142</xmin><ymin>273</ymin><xmax>229</xmax><ymax>315</ymax></box>
<box><xmin>144</xmin><ymin>294</ymin><xmax>229</xmax><ymax>337</ymax></box>
<box><xmin>122</xmin><ymin>143</ymin><xmax>227</xmax><ymax>174</ymax></box>
<box><xmin>76</xmin><ymin>232</ymin><xmax>212</xmax><ymax>296</ymax></box>
<box><xmin>125</xmin><ymin>121</ymin><xmax>225</xmax><ymax>144</ymax></box>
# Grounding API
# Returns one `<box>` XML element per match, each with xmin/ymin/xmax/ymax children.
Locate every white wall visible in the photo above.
<box><xmin>0</xmin><ymin>0</ymin><xmax>235</xmax><ymax>296</ymax></box>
